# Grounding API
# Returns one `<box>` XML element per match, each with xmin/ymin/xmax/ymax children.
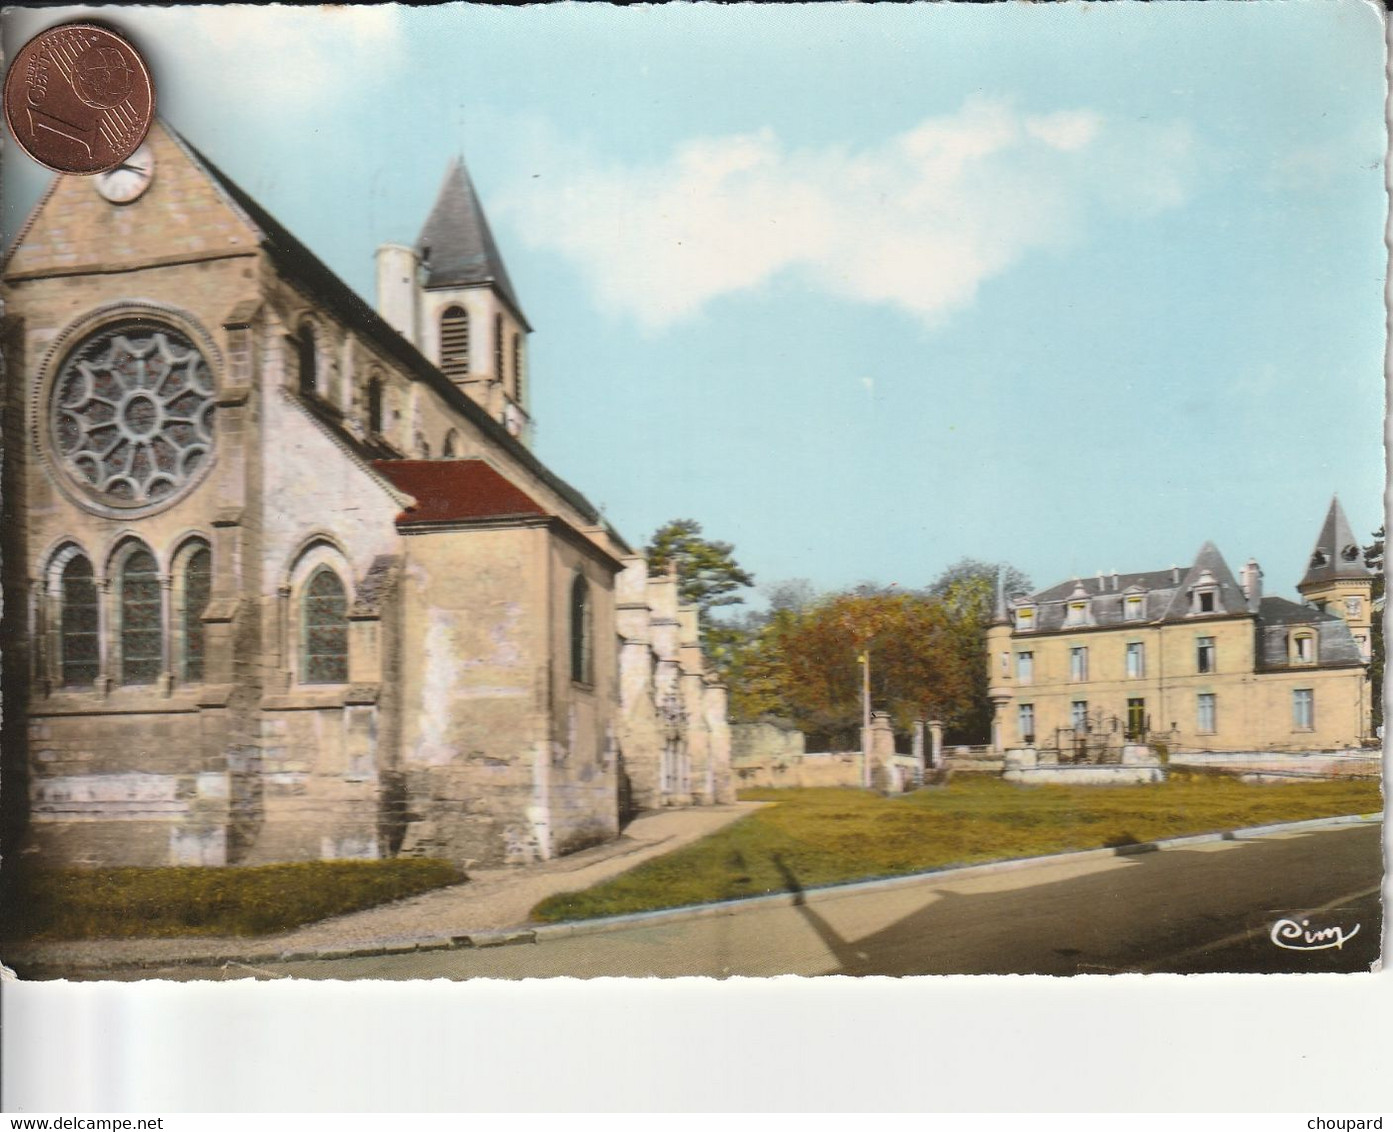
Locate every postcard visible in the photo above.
<box><xmin>0</xmin><ymin>0</ymin><xmax>1385</xmax><ymax>1002</ymax></box>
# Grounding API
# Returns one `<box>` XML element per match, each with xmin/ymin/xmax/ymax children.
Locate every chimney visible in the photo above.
<box><xmin>1111</xmin><ymin>569</ymin><xmax>1119</xmax><ymax>591</ymax></box>
<box><xmin>1171</xmin><ymin>565</ymin><xmax>1181</xmax><ymax>584</ymax></box>
<box><xmin>1240</xmin><ymin>558</ymin><xmax>1264</xmax><ymax>613</ymax></box>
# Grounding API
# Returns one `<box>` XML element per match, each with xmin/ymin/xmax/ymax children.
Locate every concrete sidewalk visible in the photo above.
<box><xmin>3</xmin><ymin>802</ymin><xmax>765</xmax><ymax>974</ymax></box>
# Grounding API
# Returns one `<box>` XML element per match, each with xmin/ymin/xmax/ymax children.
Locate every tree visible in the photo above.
<box><xmin>926</xmin><ymin>559</ymin><xmax>1033</xmax><ymax>743</ymax></box>
<box><xmin>1365</xmin><ymin>527</ymin><xmax>1384</xmax><ymax>732</ymax></box>
<box><xmin>645</xmin><ymin>519</ymin><xmax>755</xmax><ymax>626</ymax></box>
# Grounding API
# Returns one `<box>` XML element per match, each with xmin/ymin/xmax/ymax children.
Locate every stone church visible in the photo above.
<box><xmin>0</xmin><ymin>122</ymin><xmax>734</xmax><ymax>869</ymax></box>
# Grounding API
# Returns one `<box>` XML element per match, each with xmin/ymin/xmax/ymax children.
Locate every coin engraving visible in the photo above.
<box><xmin>3</xmin><ymin>23</ymin><xmax>154</xmax><ymax>174</ymax></box>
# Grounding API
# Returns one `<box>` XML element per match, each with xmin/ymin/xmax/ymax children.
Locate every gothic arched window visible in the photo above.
<box><xmin>367</xmin><ymin>375</ymin><xmax>384</xmax><ymax>436</ymax></box>
<box><xmin>297</xmin><ymin>321</ymin><xmax>318</xmax><ymax>397</ymax></box>
<box><xmin>303</xmin><ymin>567</ymin><xmax>348</xmax><ymax>684</ymax></box>
<box><xmin>60</xmin><ymin>553</ymin><xmax>99</xmax><ymax>687</ymax></box>
<box><xmin>570</xmin><ymin>573</ymin><xmax>592</xmax><ymax>685</ymax></box>
<box><xmin>493</xmin><ymin>313</ymin><xmax>504</xmax><ymax>382</ymax></box>
<box><xmin>442</xmin><ymin>429</ymin><xmax>459</xmax><ymax>458</ymax></box>
<box><xmin>176</xmin><ymin>541</ymin><xmax>212</xmax><ymax>683</ymax></box>
<box><xmin>440</xmin><ymin>306</ymin><xmax>469</xmax><ymax>381</ymax></box>
<box><xmin>118</xmin><ymin>544</ymin><xmax>162</xmax><ymax>685</ymax></box>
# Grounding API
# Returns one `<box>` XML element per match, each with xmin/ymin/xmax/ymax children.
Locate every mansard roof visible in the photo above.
<box><xmin>416</xmin><ymin>157</ymin><xmax>529</xmax><ymax>329</ymax></box>
<box><xmin>1017</xmin><ymin>541</ymin><xmax>1367</xmax><ymax>667</ymax></box>
<box><xmin>1020</xmin><ymin>543</ymin><xmax>1245</xmax><ymax>631</ymax></box>
<box><xmin>167</xmin><ymin>127</ymin><xmax>590</xmax><ymax>522</ymax></box>
<box><xmin>373</xmin><ymin>460</ymin><xmax>548</xmax><ymax>525</ymax></box>
<box><xmin>1255</xmin><ymin>597</ymin><xmax>1365</xmax><ymax>669</ymax></box>
<box><xmin>1299</xmin><ymin>496</ymin><xmax>1371</xmax><ymax>589</ymax></box>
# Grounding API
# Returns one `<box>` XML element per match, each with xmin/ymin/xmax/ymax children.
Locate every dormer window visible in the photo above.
<box><xmin>1124</xmin><ymin>594</ymin><xmax>1145</xmax><ymax>621</ymax></box>
<box><xmin>1015</xmin><ymin>606</ymin><xmax>1036</xmax><ymax>632</ymax></box>
<box><xmin>1291</xmin><ymin>632</ymin><xmax>1315</xmax><ymax>664</ymax></box>
<box><xmin>1065</xmin><ymin>601</ymin><xmax>1088</xmax><ymax>627</ymax></box>
<box><xmin>1189</xmin><ymin>570</ymin><xmax>1219</xmax><ymax>615</ymax></box>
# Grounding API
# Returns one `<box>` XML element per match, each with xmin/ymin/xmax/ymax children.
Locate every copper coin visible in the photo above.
<box><xmin>3</xmin><ymin>22</ymin><xmax>154</xmax><ymax>175</ymax></box>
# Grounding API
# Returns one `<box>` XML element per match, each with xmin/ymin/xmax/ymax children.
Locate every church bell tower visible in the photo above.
<box><xmin>375</xmin><ymin>157</ymin><xmax>532</xmax><ymax>445</ymax></box>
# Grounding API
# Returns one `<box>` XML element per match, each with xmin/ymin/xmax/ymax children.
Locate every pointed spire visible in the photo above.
<box><xmin>416</xmin><ymin>157</ymin><xmax>529</xmax><ymax>328</ymax></box>
<box><xmin>1299</xmin><ymin>496</ymin><xmax>1370</xmax><ymax>589</ymax></box>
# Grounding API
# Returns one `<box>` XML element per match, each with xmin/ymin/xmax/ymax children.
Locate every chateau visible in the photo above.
<box><xmin>0</xmin><ymin>122</ymin><xmax>733</xmax><ymax>869</ymax></box>
<box><xmin>986</xmin><ymin>500</ymin><xmax>1374</xmax><ymax>757</ymax></box>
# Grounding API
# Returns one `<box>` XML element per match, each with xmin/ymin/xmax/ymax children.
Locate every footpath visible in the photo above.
<box><xmin>3</xmin><ymin>802</ymin><xmax>764</xmax><ymax>975</ymax></box>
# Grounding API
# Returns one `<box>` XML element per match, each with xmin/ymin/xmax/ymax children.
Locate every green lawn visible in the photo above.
<box><xmin>2</xmin><ymin>858</ymin><xmax>465</xmax><ymax>942</ymax></box>
<box><xmin>530</xmin><ymin>773</ymin><xmax>1383</xmax><ymax>923</ymax></box>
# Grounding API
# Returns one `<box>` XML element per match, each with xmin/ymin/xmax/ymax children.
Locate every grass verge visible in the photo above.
<box><xmin>1</xmin><ymin>858</ymin><xmax>465</xmax><ymax>942</ymax></box>
<box><xmin>531</xmin><ymin>772</ymin><xmax>1383</xmax><ymax>923</ymax></box>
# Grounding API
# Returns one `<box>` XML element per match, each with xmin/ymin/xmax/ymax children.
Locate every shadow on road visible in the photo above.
<box><xmin>775</xmin><ymin>826</ymin><xmax>1382</xmax><ymax>977</ymax></box>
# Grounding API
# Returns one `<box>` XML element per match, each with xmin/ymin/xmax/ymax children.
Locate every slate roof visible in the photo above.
<box><xmin>1018</xmin><ymin>543</ymin><xmax>1249</xmax><ymax>632</ymax></box>
<box><xmin>1016</xmin><ymin>541</ymin><xmax>1367</xmax><ymax>670</ymax></box>
<box><xmin>417</xmin><ymin>158</ymin><xmax>529</xmax><ymax>329</ymax></box>
<box><xmin>372</xmin><ymin>460</ymin><xmax>548</xmax><ymax>526</ymax></box>
<box><xmin>1299</xmin><ymin>497</ymin><xmax>1371</xmax><ymax>588</ymax></box>
<box><xmin>1255</xmin><ymin>598</ymin><xmax>1364</xmax><ymax>669</ymax></box>
<box><xmin>167</xmin><ymin>126</ymin><xmax>592</xmax><ymax>523</ymax></box>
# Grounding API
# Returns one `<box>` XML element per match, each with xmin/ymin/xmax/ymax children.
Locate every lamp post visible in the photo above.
<box><xmin>859</xmin><ymin>649</ymin><xmax>872</xmax><ymax>789</ymax></box>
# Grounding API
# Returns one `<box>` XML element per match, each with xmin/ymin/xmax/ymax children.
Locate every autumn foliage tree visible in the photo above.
<box><xmin>724</xmin><ymin>561</ymin><xmax>1029</xmax><ymax>748</ymax></box>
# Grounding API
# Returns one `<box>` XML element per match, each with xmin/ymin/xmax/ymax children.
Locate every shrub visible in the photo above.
<box><xmin>1</xmin><ymin>857</ymin><xmax>464</xmax><ymax>942</ymax></box>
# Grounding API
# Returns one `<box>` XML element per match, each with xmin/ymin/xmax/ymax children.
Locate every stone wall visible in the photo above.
<box><xmin>731</xmin><ymin>721</ymin><xmax>806</xmax><ymax>766</ymax></box>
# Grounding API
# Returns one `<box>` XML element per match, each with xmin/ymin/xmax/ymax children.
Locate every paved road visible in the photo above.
<box><xmin>77</xmin><ymin>823</ymin><xmax>1384</xmax><ymax>981</ymax></box>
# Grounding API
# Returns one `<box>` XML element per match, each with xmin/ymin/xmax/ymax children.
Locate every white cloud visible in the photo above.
<box><xmin>119</xmin><ymin>5</ymin><xmax>405</xmax><ymax>108</ymax></box>
<box><xmin>499</xmin><ymin>98</ymin><xmax>1197</xmax><ymax>331</ymax></box>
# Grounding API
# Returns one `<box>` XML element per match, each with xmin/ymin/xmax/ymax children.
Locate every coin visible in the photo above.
<box><xmin>3</xmin><ymin>22</ymin><xmax>154</xmax><ymax>175</ymax></box>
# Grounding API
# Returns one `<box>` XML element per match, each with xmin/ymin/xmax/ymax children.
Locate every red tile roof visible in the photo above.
<box><xmin>372</xmin><ymin>460</ymin><xmax>549</xmax><ymax>525</ymax></box>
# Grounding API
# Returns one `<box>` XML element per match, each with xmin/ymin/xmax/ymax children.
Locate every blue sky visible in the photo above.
<box><xmin>4</xmin><ymin>3</ymin><xmax>1385</xmax><ymax>605</ymax></box>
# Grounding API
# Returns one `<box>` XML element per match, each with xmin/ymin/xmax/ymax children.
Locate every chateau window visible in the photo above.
<box><xmin>1292</xmin><ymin>688</ymin><xmax>1314</xmax><ymax>731</ymax></box>
<box><xmin>570</xmin><ymin>573</ymin><xmax>593</xmax><ymax>685</ymax></box>
<box><xmin>1015</xmin><ymin>651</ymin><xmax>1033</xmax><ymax>684</ymax></box>
<box><xmin>367</xmin><ymin>376</ymin><xmax>384</xmax><ymax>435</ymax></box>
<box><xmin>1197</xmin><ymin>693</ymin><xmax>1216</xmax><ymax>734</ymax></box>
<box><xmin>1355</xmin><ymin>633</ymin><xmax>1370</xmax><ymax>661</ymax></box>
<box><xmin>1069</xmin><ymin>646</ymin><xmax>1089</xmax><ymax>682</ymax></box>
<box><xmin>302</xmin><ymin>567</ymin><xmax>348</xmax><ymax>684</ymax></box>
<box><xmin>1196</xmin><ymin>637</ymin><xmax>1216</xmax><ymax>674</ymax></box>
<box><xmin>1017</xmin><ymin>703</ymin><xmax>1035</xmax><ymax>744</ymax></box>
<box><xmin>1126</xmin><ymin>641</ymin><xmax>1145</xmax><ymax>678</ymax></box>
<box><xmin>1015</xmin><ymin>606</ymin><xmax>1035</xmax><ymax>631</ymax></box>
<box><xmin>1071</xmin><ymin>701</ymin><xmax>1089</xmax><ymax>731</ymax></box>
<box><xmin>118</xmin><ymin>545</ymin><xmax>162</xmax><ymax>686</ymax></box>
<box><xmin>1065</xmin><ymin>601</ymin><xmax>1088</xmax><ymax>627</ymax></box>
<box><xmin>442</xmin><ymin>430</ymin><xmax>459</xmax><ymax>458</ymax></box>
<box><xmin>1126</xmin><ymin>697</ymin><xmax>1147</xmax><ymax>740</ymax></box>
<box><xmin>297</xmin><ymin>321</ymin><xmax>318</xmax><ymax>397</ymax></box>
<box><xmin>493</xmin><ymin>314</ymin><xmax>504</xmax><ymax>382</ymax></box>
<box><xmin>176</xmin><ymin>541</ymin><xmax>212</xmax><ymax>684</ymax></box>
<box><xmin>1292</xmin><ymin>633</ymin><xmax>1314</xmax><ymax>664</ymax></box>
<box><xmin>440</xmin><ymin>306</ymin><xmax>470</xmax><ymax>381</ymax></box>
<box><xmin>60</xmin><ymin>554</ymin><xmax>100</xmax><ymax>687</ymax></box>
<box><xmin>1124</xmin><ymin>595</ymin><xmax>1145</xmax><ymax>621</ymax></box>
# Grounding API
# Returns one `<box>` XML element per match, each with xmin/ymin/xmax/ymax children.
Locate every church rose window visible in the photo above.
<box><xmin>51</xmin><ymin>320</ymin><xmax>215</xmax><ymax>510</ymax></box>
<box><xmin>60</xmin><ymin>555</ymin><xmax>100</xmax><ymax>687</ymax></box>
<box><xmin>119</xmin><ymin>546</ymin><xmax>162</xmax><ymax>685</ymax></box>
<box><xmin>303</xmin><ymin>568</ymin><xmax>349</xmax><ymax>684</ymax></box>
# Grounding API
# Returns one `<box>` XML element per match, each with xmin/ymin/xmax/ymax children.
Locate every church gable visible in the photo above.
<box><xmin>4</xmin><ymin>122</ymin><xmax>262</xmax><ymax>281</ymax></box>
